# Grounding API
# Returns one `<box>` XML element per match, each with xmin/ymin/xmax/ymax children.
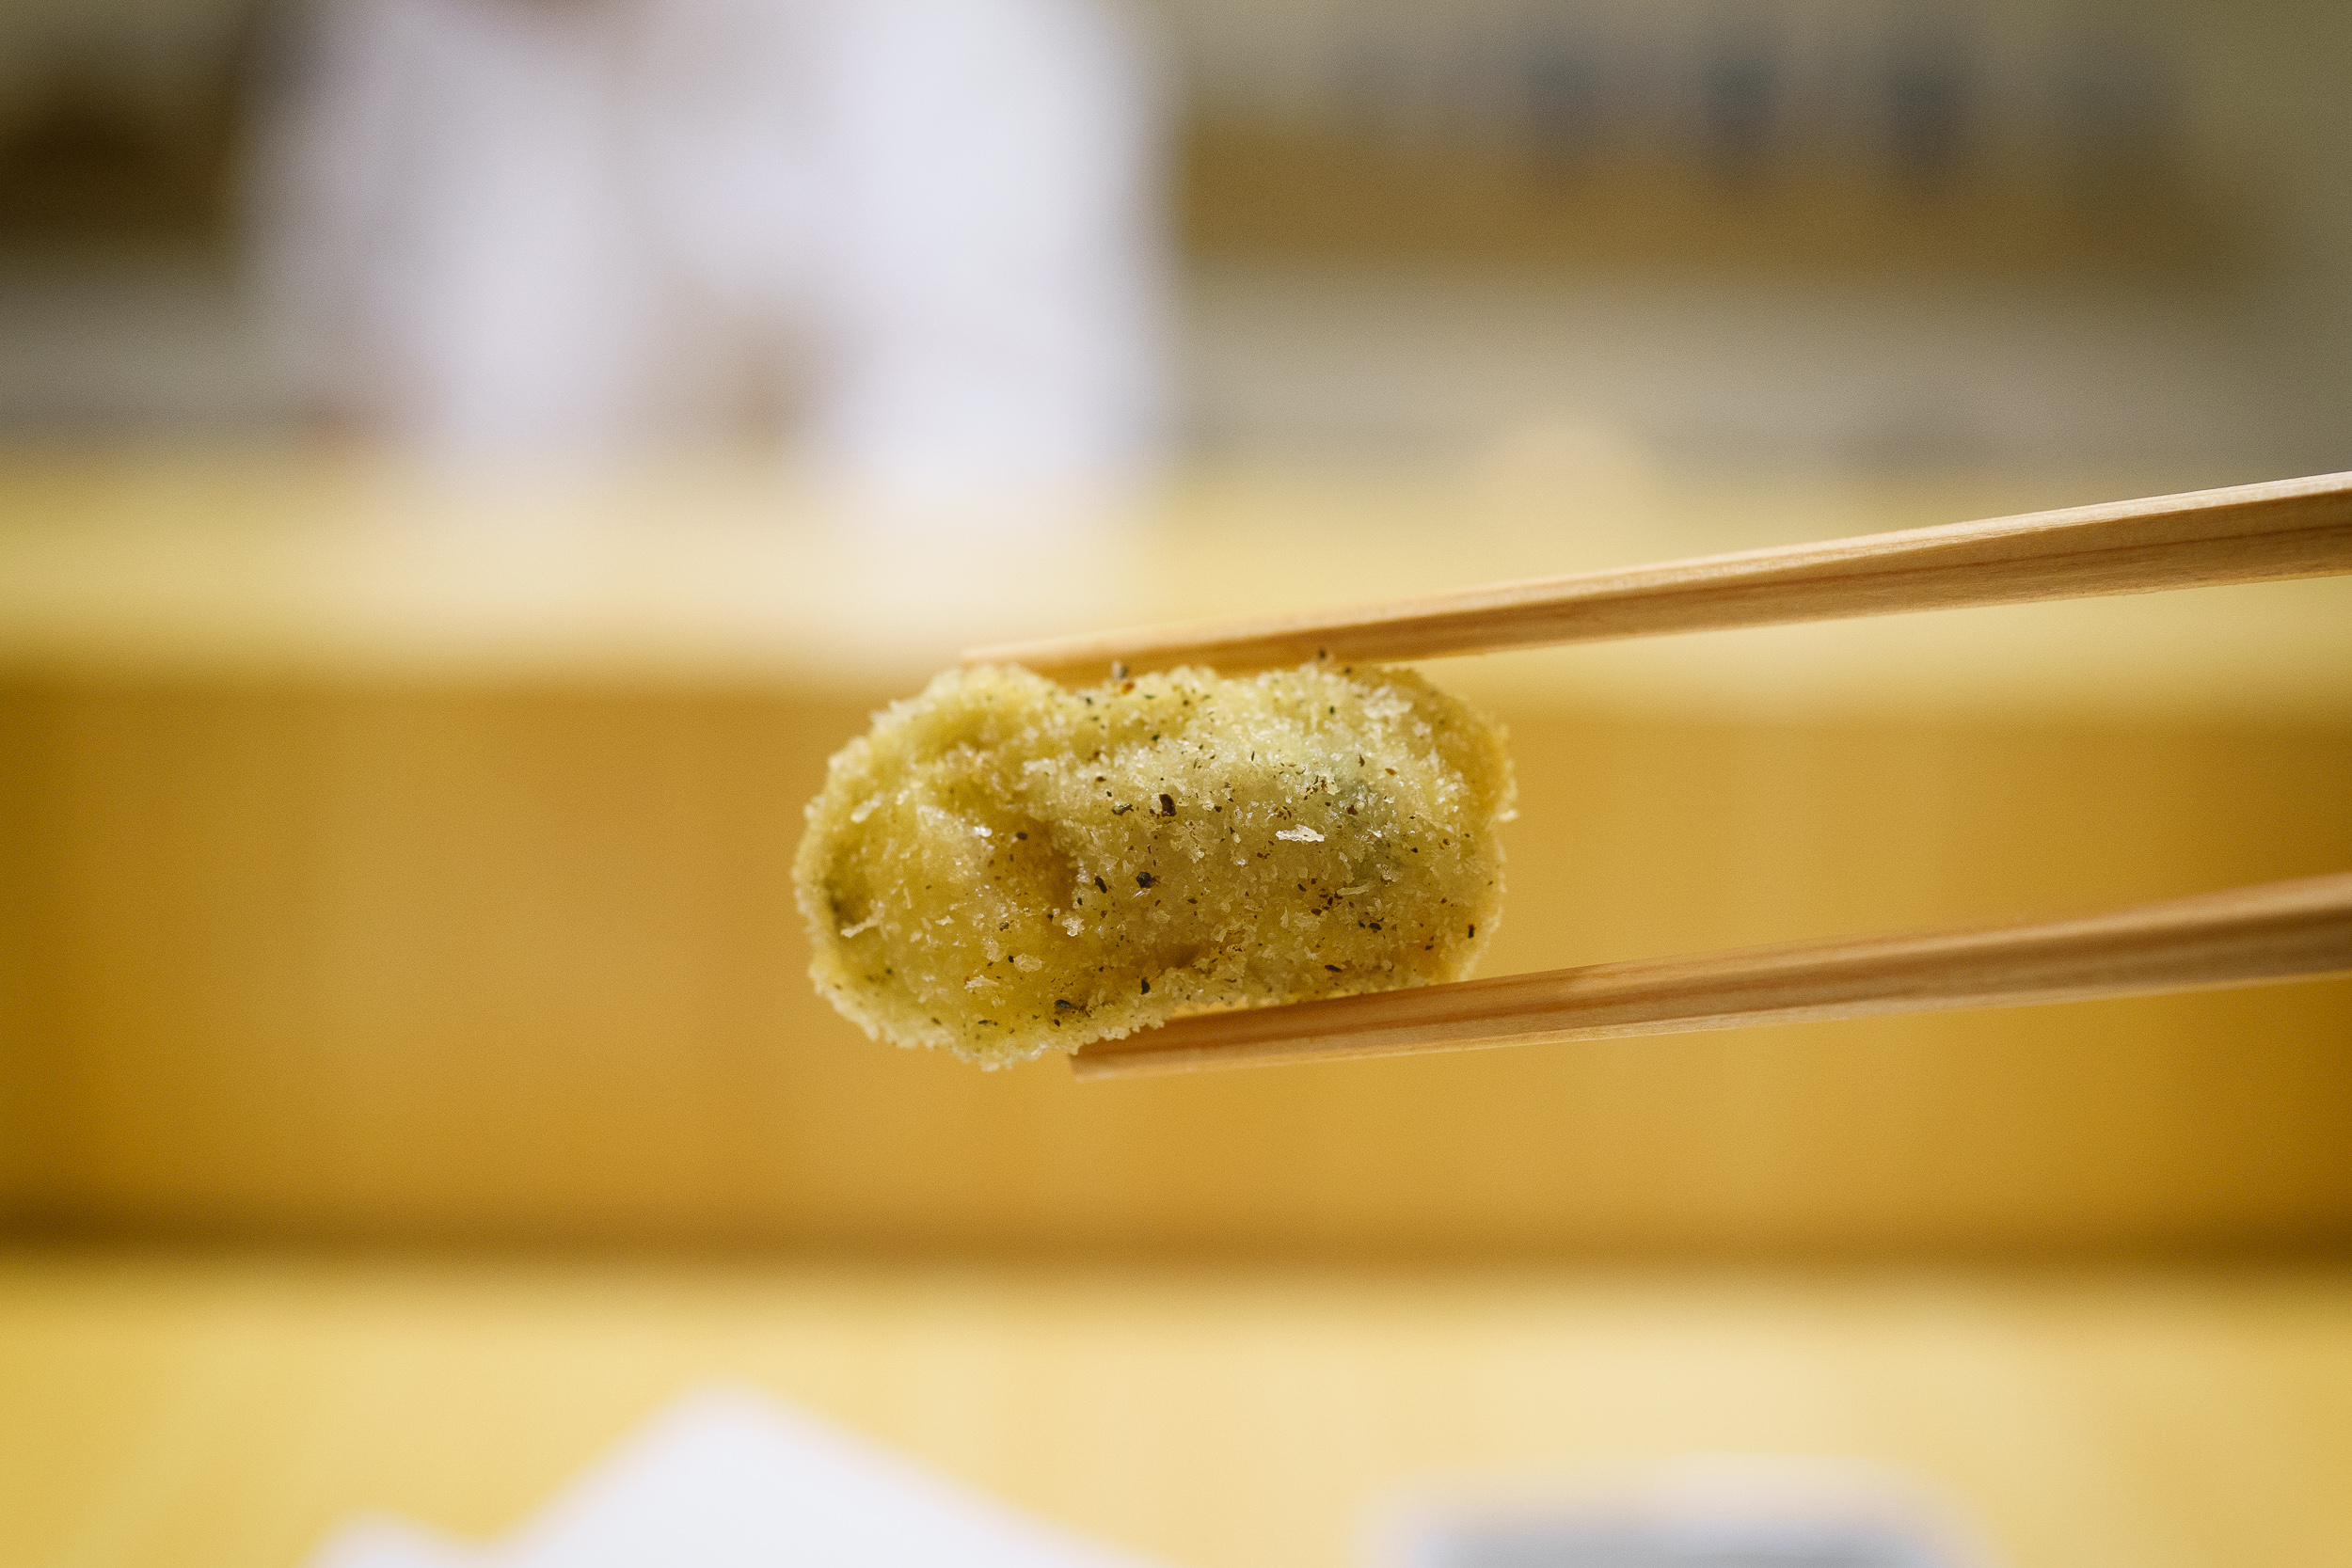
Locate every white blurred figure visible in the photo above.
<box><xmin>252</xmin><ymin>0</ymin><xmax>1166</xmax><ymax>497</ymax></box>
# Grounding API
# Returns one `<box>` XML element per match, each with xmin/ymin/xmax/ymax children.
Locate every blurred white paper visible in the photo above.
<box><xmin>304</xmin><ymin>1386</ymin><xmax>1170</xmax><ymax>1568</ymax></box>
<box><xmin>307</xmin><ymin>1516</ymin><xmax>478</xmax><ymax>1568</ymax></box>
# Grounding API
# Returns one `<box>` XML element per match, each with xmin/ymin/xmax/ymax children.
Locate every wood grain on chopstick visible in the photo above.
<box><xmin>1069</xmin><ymin>873</ymin><xmax>2352</xmax><ymax>1080</ymax></box>
<box><xmin>970</xmin><ymin>471</ymin><xmax>2352</xmax><ymax>681</ymax></box>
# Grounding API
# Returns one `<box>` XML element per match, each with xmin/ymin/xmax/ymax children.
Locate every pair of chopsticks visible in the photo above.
<box><xmin>961</xmin><ymin>472</ymin><xmax>2352</xmax><ymax>1079</ymax></box>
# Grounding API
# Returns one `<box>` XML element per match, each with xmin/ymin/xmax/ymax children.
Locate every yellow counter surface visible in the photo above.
<box><xmin>5</xmin><ymin>1253</ymin><xmax>2350</xmax><ymax>1568</ymax></box>
<box><xmin>3</xmin><ymin>451</ymin><xmax>2348</xmax><ymax>721</ymax></box>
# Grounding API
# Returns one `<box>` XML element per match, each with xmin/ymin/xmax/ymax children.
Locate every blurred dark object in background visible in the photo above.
<box><xmin>0</xmin><ymin>2</ymin><xmax>249</xmax><ymax>248</ymax></box>
<box><xmin>1187</xmin><ymin>2</ymin><xmax>2206</xmax><ymax>271</ymax></box>
<box><xmin>1163</xmin><ymin>0</ymin><xmax>2350</xmax><ymax>474</ymax></box>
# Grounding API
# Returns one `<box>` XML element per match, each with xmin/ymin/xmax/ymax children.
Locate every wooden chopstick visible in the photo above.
<box><xmin>1068</xmin><ymin>872</ymin><xmax>2352</xmax><ymax>1080</ymax></box>
<box><xmin>968</xmin><ymin>471</ymin><xmax>2352</xmax><ymax>681</ymax></box>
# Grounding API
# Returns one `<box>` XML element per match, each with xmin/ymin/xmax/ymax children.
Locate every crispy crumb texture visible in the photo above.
<box><xmin>794</xmin><ymin>662</ymin><xmax>1514</xmax><ymax>1067</ymax></box>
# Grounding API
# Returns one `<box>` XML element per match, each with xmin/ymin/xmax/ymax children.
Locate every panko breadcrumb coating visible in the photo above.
<box><xmin>795</xmin><ymin>661</ymin><xmax>1514</xmax><ymax>1067</ymax></box>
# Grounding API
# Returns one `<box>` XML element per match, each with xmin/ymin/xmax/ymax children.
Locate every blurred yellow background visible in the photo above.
<box><xmin>3</xmin><ymin>2</ymin><xmax>2351</xmax><ymax>1565</ymax></box>
<box><xmin>4</xmin><ymin>454</ymin><xmax>2350</xmax><ymax>1261</ymax></box>
<box><xmin>4</xmin><ymin>454</ymin><xmax>2348</xmax><ymax>1568</ymax></box>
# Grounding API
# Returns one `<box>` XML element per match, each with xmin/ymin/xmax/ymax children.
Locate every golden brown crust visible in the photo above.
<box><xmin>794</xmin><ymin>662</ymin><xmax>1513</xmax><ymax>1067</ymax></box>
